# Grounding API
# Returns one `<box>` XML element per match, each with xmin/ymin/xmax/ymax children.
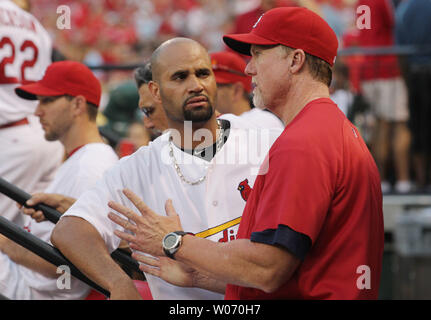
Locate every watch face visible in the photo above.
<box><xmin>164</xmin><ymin>234</ymin><xmax>178</xmax><ymax>249</ymax></box>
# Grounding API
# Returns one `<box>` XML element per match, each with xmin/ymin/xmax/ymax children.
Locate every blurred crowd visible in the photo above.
<box><xmin>18</xmin><ymin>0</ymin><xmax>431</xmax><ymax>194</ymax></box>
<box><xmin>28</xmin><ymin>0</ymin><xmax>353</xmax><ymax>62</ymax></box>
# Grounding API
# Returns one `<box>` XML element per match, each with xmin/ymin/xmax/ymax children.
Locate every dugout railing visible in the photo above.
<box><xmin>0</xmin><ymin>176</ymin><xmax>146</xmax><ymax>299</ymax></box>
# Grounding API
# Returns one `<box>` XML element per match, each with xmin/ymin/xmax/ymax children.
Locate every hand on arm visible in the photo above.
<box><xmin>51</xmin><ymin>216</ymin><xmax>142</xmax><ymax>300</ymax></box>
<box><xmin>132</xmin><ymin>252</ymin><xmax>227</xmax><ymax>294</ymax></box>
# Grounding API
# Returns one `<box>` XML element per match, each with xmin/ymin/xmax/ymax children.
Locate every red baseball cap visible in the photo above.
<box><xmin>15</xmin><ymin>61</ymin><xmax>102</xmax><ymax>107</ymax></box>
<box><xmin>210</xmin><ymin>51</ymin><xmax>252</xmax><ymax>93</ymax></box>
<box><xmin>223</xmin><ymin>7</ymin><xmax>338</xmax><ymax>66</ymax></box>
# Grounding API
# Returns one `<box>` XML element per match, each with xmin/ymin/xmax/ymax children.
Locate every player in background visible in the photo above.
<box><xmin>210</xmin><ymin>51</ymin><xmax>253</xmax><ymax>116</ymax></box>
<box><xmin>210</xmin><ymin>51</ymin><xmax>284</xmax><ymax>129</ymax></box>
<box><xmin>51</xmin><ymin>38</ymin><xmax>282</xmax><ymax>300</ymax></box>
<box><xmin>134</xmin><ymin>62</ymin><xmax>169</xmax><ymax>140</ymax></box>
<box><xmin>14</xmin><ymin>62</ymin><xmax>170</xmax><ymax>223</ymax></box>
<box><xmin>0</xmin><ymin>0</ymin><xmax>64</xmax><ymax>227</ymax></box>
<box><xmin>358</xmin><ymin>0</ymin><xmax>411</xmax><ymax>194</ymax></box>
<box><xmin>0</xmin><ymin>61</ymin><xmax>118</xmax><ymax>299</ymax></box>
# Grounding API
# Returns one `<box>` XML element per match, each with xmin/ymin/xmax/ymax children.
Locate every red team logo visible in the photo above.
<box><xmin>218</xmin><ymin>228</ymin><xmax>236</xmax><ymax>243</ymax></box>
<box><xmin>238</xmin><ymin>179</ymin><xmax>252</xmax><ymax>202</ymax></box>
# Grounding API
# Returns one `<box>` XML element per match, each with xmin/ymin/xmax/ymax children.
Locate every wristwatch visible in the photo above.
<box><xmin>162</xmin><ymin>231</ymin><xmax>188</xmax><ymax>259</ymax></box>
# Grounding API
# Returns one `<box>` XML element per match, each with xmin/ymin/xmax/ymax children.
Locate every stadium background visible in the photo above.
<box><xmin>17</xmin><ymin>0</ymin><xmax>431</xmax><ymax>299</ymax></box>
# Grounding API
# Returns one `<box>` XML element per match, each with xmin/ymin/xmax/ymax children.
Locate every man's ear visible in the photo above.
<box><xmin>148</xmin><ymin>81</ymin><xmax>162</xmax><ymax>104</ymax></box>
<box><xmin>290</xmin><ymin>49</ymin><xmax>306</xmax><ymax>74</ymax></box>
<box><xmin>72</xmin><ymin>95</ymin><xmax>87</xmax><ymax>116</ymax></box>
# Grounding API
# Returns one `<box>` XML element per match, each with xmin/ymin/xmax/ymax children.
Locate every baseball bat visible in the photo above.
<box><xmin>0</xmin><ymin>216</ymin><xmax>110</xmax><ymax>297</ymax></box>
<box><xmin>0</xmin><ymin>176</ymin><xmax>141</xmax><ymax>274</ymax></box>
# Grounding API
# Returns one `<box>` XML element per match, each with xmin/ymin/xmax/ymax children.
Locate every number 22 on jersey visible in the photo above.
<box><xmin>0</xmin><ymin>36</ymin><xmax>38</xmax><ymax>85</ymax></box>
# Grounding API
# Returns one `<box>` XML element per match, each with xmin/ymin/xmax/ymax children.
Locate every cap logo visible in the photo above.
<box><xmin>253</xmin><ymin>14</ymin><xmax>264</xmax><ymax>29</ymax></box>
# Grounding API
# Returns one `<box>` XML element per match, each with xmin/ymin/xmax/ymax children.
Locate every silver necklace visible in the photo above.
<box><xmin>169</xmin><ymin>120</ymin><xmax>223</xmax><ymax>185</ymax></box>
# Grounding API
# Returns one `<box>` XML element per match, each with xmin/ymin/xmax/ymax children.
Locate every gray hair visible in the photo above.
<box><xmin>134</xmin><ymin>62</ymin><xmax>152</xmax><ymax>88</ymax></box>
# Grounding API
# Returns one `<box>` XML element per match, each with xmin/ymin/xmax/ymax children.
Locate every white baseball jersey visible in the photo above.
<box><xmin>62</xmin><ymin>116</ymin><xmax>283</xmax><ymax>300</ymax></box>
<box><xmin>222</xmin><ymin>108</ymin><xmax>285</xmax><ymax>130</ymax></box>
<box><xmin>0</xmin><ymin>0</ymin><xmax>53</xmax><ymax>125</ymax></box>
<box><xmin>0</xmin><ymin>143</ymin><xmax>118</xmax><ymax>300</ymax></box>
<box><xmin>0</xmin><ymin>0</ymin><xmax>62</xmax><ymax>227</ymax></box>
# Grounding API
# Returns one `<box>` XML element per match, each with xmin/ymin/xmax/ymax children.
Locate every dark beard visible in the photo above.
<box><xmin>182</xmin><ymin>95</ymin><xmax>214</xmax><ymax>122</ymax></box>
<box><xmin>183</xmin><ymin>105</ymin><xmax>214</xmax><ymax>122</ymax></box>
<box><xmin>44</xmin><ymin>130</ymin><xmax>60</xmax><ymax>141</ymax></box>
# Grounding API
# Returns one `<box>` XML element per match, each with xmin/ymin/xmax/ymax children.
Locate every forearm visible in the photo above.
<box><xmin>192</xmin><ymin>271</ymin><xmax>227</xmax><ymax>294</ymax></box>
<box><xmin>0</xmin><ymin>238</ymin><xmax>58</xmax><ymax>278</ymax></box>
<box><xmin>177</xmin><ymin>236</ymin><xmax>298</xmax><ymax>293</ymax></box>
<box><xmin>51</xmin><ymin>217</ymin><xmax>135</xmax><ymax>295</ymax></box>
